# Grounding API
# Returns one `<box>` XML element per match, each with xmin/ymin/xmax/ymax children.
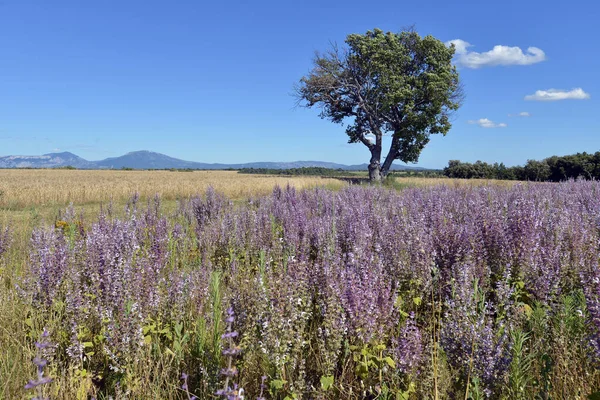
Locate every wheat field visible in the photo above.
<box><xmin>0</xmin><ymin>169</ymin><xmax>347</xmax><ymax>208</ymax></box>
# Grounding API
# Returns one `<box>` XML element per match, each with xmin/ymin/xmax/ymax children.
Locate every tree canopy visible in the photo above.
<box><xmin>296</xmin><ymin>28</ymin><xmax>463</xmax><ymax>181</ymax></box>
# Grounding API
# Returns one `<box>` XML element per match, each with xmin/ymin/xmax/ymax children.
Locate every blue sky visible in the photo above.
<box><xmin>0</xmin><ymin>0</ymin><xmax>597</xmax><ymax>168</ymax></box>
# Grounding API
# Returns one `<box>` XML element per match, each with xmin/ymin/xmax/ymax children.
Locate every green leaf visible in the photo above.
<box><xmin>270</xmin><ymin>379</ymin><xmax>286</xmax><ymax>390</ymax></box>
<box><xmin>413</xmin><ymin>296</ymin><xmax>422</xmax><ymax>306</ymax></box>
<box><xmin>175</xmin><ymin>322</ymin><xmax>183</xmax><ymax>336</ymax></box>
<box><xmin>142</xmin><ymin>324</ymin><xmax>155</xmax><ymax>335</ymax></box>
<box><xmin>320</xmin><ymin>375</ymin><xmax>334</xmax><ymax>391</ymax></box>
<box><xmin>397</xmin><ymin>382</ymin><xmax>416</xmax><ymax>400</ymax></box>
<box><xmin>75</xmin><ymin>368</ymin><xmax>88</xmax><ymax>378</ymax></box>
<box><xmin>383</xmin><ymin>356</ymin><xmax>396</xmax><ymax>369</ymax></box>
<box><xmin>394</xmin><ymin>296</ymin><xmax>404</xmax><ymax>309</ymax></box>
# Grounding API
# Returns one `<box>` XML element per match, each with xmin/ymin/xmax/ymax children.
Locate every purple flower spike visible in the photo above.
<box><xmin>217</xmin><ymin>305</ymin><xmax>244</xmax><ymax>398</ymax></box>
<box><xmin>25</xmin><ymin>329</ymin><xmax>53</xmax><ymax>399</ymax></box>
<box><xmin>221</xmin><ymin>331</ymin><xmax>238</xmax><ymax>339</ymax></box>
<box><xmin>32</xmin><ymin>357</ymin><xmax>47</xmax><ymax>367</ymax></box>
<box><xmin>220</xmin><ymin>367</ymin><xmax>238</xmax><ymax>377</ymax></box>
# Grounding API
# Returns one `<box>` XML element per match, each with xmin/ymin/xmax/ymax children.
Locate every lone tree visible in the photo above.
<box><xmin>296</xmin><ymin>28</ymin><xmax>463</xmax><ymax>182</ymax></box>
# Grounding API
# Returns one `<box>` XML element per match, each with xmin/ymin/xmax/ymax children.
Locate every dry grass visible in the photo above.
<box><xmin>386</xmin><ymin>175</ymin><xmax>520</xmax><ymax>189</ymax></box>
<box><xmin>0</xmin><ymin>169</ymin><xmax>346</xmax><ymax>209</ymax></box>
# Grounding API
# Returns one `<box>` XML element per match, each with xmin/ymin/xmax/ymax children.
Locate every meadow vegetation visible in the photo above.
<box><xmin>1</xmin><ymin>170</ymin><xmax>599</xmax><ymax>399</ymax></box>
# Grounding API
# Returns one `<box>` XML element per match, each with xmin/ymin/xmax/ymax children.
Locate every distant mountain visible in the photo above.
<box><xmin>0</xmin><ymin>150</ymin><xmax>425</xmax><ymax>171</ymax></box>
<box><xmin>95</xmin><ymin>150</ymin><xmax>204</xmax><ymax>169</ymax></box>
<box><xmin>0</xmin><ymin>152</ymin><xmax>96</xmax><ymax>169</ymax></box>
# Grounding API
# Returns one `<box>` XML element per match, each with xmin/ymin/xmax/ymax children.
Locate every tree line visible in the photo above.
<box><xmin>238</xmin><ymin>167</ymin><xmax>445</xmax><ymax>178</ymax></box>
<box><xmin>444</xmin><ymin>152</ymin><xmax>600</xmax><ymax>181</ymax></box>
<box><xmin>238</xmin><ymin>167</ymin><xmax>352</xmax><ymax>176</ymax></box>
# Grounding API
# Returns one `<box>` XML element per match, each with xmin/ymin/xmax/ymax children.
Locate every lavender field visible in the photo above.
<box><xmin>3</xmin><ymin>182</ymin><xmax>600</xmax><ymax>399</ymax></box>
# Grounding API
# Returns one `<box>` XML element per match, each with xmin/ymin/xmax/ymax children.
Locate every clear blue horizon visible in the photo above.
<box><xmin>1</xmin><ymin>0</ymin><xmax>597</xmax><ymax>169</ymax></box>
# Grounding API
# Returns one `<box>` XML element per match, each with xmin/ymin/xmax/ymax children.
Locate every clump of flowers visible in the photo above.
<box><xmin>25</xmin><ymin>328</ymin><xmax>53</xmax><ymax>400</ymax></box>
<box><xmin>441</xmin><ymin>265</ymin><xmax>512</xmax><ymax>397</ymax></box>
<box><xmin>393</xmin><ymin>312</ymin><xmax>424</xmax><ymax>375</ymax></box>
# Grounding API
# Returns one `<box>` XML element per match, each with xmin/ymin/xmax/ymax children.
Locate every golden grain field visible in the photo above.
<box><xmin>0</xmin><ymin>169</ymin><xmax>348</xmax><ymax>208</ymax></box>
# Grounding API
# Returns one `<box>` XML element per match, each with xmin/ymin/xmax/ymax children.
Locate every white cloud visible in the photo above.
<box><xmin>467</xmin><ymin>118</ymin><xmax>507</xmax><ymax>128</ymax></box>
<box><xmin>446</xmin><ymin>39</ymin><xmax>546</xmax><ymax>68</ymax></box>
<box><xmin>508</xmin><ymin>111</ymin><xmax>531</xmax><ymax>117</ymax></box>
<box><xmin>446</xmin><ymin>39</ymin><xmax>471</xmax><ymax>55</ymax></box>
<box><xmin>524</xmin><ymin>88</ymin><xmax>591</xmax><ymax>101</ymax></box>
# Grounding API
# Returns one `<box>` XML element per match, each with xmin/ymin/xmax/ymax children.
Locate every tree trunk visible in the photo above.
<box><xmin>368</xmin><ymin>147</ymin><xmax>382</xmax><ymax>183</ymax></box>
<box><xmin>380</xmin><ymin>135</ymin><xmax>400</xmax><ymax>179</ymax></box>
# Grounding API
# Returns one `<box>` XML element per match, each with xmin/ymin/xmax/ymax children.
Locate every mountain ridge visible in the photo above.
<box><xmin>0</xmin><ymin>150</ymin><xmax>425</xmax><ymax>171</ymax></box>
